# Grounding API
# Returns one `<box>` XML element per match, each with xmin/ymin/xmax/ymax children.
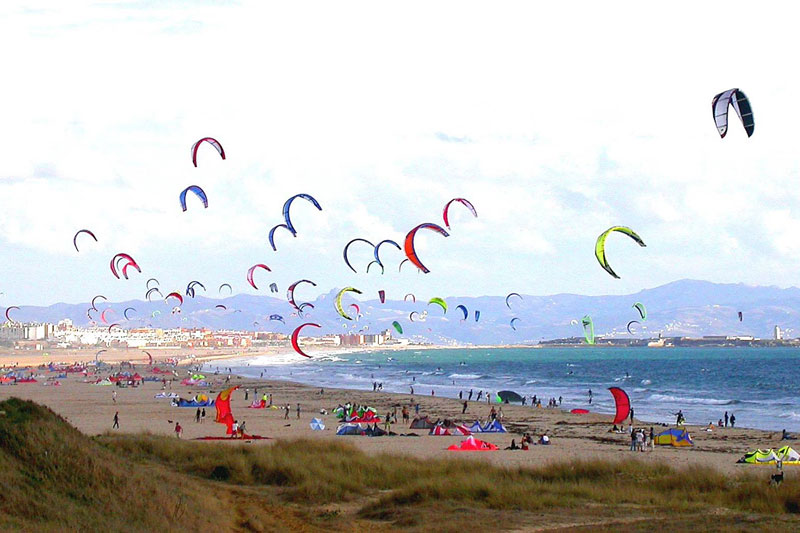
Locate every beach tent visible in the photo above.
<box><xmin>452</xmin><ymin>424</ymin><xmax>472</xmax><ymax>435</ymax></box>
<box><xmin>469</xmin><ymin>420</ymin><xmax>485</xmax><ymax>433</ymax></box>
<box><xmin>481</xmin><ymin>420</ymin><xmax>507</xmax><ymax>433</ymax></box>
<box><xmin>430</xmin><ymin>425</ymin><xmax>451</xmax><ymax>436</ymax></box>
<box><xmin>447</xmin><ymin>436</ymin><xmax>498</xmax><ymax>451</ymax></box>
<box><xmin>496</xmin><ymin>390</ymin><xmax>523</xmax><ymax>404</ymax></box>
<box><xmin>336</xmin><ymin>423</ymin><xmax>366</xmax><ymax>436</ymax></box>
<box><xmin>654</xmin><ymin>428</ymin><xmax>693</xmax><ymax>447</ymax></box>
<box><xmin>738</xmin><ymin>446</ymin><xmax>800</xmax><ymax>464</ymax></box>
<box><xmin>410</xmin><ymin>416</ymin><xmax>437</xmax><ymax>430</ymax></box>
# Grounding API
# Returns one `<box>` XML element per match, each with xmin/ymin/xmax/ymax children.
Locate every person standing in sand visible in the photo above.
<box><xmin>296</xmin><ymin>403</ymin><xmax>301</xmax><ymax>419</ymax></box>
<box><xmin>113</xmin><ymin>411</ymin><xmax>119</xmax><ymax>429</ymax></box>
<box><xmin>201</xmin><ymin>408</ymin><xmax>206</xmax><ymax>423</ymax></box>
<box><xmin>175</xmin><ymin>422</ymin><xmax>182</xmax><ymax>438</ymax></box>
<box><xmin>730</xmin><ymin>413</ymin><xmax>735</xmax><ymax>427</ymax></box>
<box><xmin>195</xmin><ymin>408</ymin><xmax>201</xmax><ymax>423</ymax></box>
<box><xmin>462</xmin><ymin>401</ymin><xmax>468</xmax><ymax>415</ymax></box>
<box><xmin>112</xmin><ymin>390</ymin><xmax>117</xmax><ymax>404</ymax></box>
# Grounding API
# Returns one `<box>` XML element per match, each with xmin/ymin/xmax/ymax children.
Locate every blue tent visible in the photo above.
<box><xmin>469</xmin><ymin>420</ymin><xmax>485</xmax><ymax>433</ymax></box>
<box><xmin>176</xmin><ymin>399</ymin><xmax>214</xmax><ymax>407</ymax></box>
<box><xmin>336</xmin><ymin>423</ymin><xmax>365</xmax><ymax>436</ymax></box>
<box><xmin>481</xmin><ymin>420</ymin><xmax>507</xmax><ymax>433</ymax></box>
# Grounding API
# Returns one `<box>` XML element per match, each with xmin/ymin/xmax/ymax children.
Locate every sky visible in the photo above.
<box><xmin>2</xmin><ymin>1</ymin><xmax>800</xmax><ymax>307</ymax></box>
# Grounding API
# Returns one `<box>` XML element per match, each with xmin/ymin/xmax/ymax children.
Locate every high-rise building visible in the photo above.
<box><xmin>774</xmin><ymin>325</ymin><xmax>782</xmax><ymax>341</ymax></box>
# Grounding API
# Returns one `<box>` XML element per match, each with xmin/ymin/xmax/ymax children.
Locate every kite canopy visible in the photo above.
<box><xmin>608</xmin><ymin>387</ymin><xmax>630</xmax><ymax>425</ymax></box>
<box><xmin>626</xmin><ymin>320</ymin><xmax>640</xmax><ymax>335</ymax></box>
<box><xmin>343</xmin><ymin>238</ymin><xmax>374</xmax><ymax>273</ymax></box>
<box><xmin>712</xmin><ymin>88</ymin><xmax>754</xmax><ymax>138</ymax></box>
<box><xmin>581</xmin><ymin>315</ymin><xmax>595</xmax><ymax>345</ymax></box>
<box><xmin>496</xmin><ymin>390</ymin><xmax>523</xmax><ymax>403</ymax></box>
<box><xmin>282</xmin><ymin>193</ymin><xmax>322</xmax><ymax>234</ymax></box>
<box><xmin>594</xmin><ymin>226</ymin><xmax>646</xmax><ymax>279</ymax></box>
<box><xmin>191</xmin><ymin>137</ymin><xmax>225</xmax><ymax>166</ymax></box>
<box><xmin>378</xmin><ymin>290</ymin><xmax>386</xmax><ymax>304</ymax></box>
<box><xmin>392</xmin><ymin>321</ymin><xmax>403</xmax><ymax>335</ymax></box>
<box><xmin>442</xmin><ymin>198</ymin><xmax>477</xmax><ymax>229</ymax></box>
<box><xmin>404</xmin><ymin>223</ymin><xmax>449</xmax><ymax>274</ymax></box>
<box><xmin>428</xmin><ymin>297</ymin><xmax>448</xmax><ymax>314</ymax></box>
<box><xmin>738</xmin><ymin>446</ymin><xmax>800</xmax><ymax>464</ymax></box>
<box><xmin>510</xmin><ymin>317</ymin><xmax>521</xmax><ymax>331</ymax></box>
<box><xmin>335</xmin><ymin>287</ymin><xmax>362</xmax><ymax>320</ymax></box>
<box><xmin>447</xmin><ymin>436</ymin><xmax>498</xmax><ymax>451</ymax></box>
<box><xmin>179</xmin><ymin>185</ymin><xmax>208</xmax><ymax>211</ymax></box>
<box><xmin>456</xmin><ymin>304</ymin><xmax>468</xmax><ymax>321</ymax></box>
<box><xmin>632</xmin><ymin>302</ymin><xmax>647</xmax><ymax>320</ymax></box>
<box><xmin>291</xmin><ymin>323</ymin><xmax>320</xmax><ymax>358</ymax></box>
<box><xmin>215</xmin><ymin>386</ymin><xmax>238</xmax><ymax>434</ymax></box>
<box><xmin>505</xmin><ymin>292</ymin><xmax>522</xmax><ymax>309</ymax></box>
<box><xmin>73</xmin><ymin>229</ymin><xmax>97</xmax><ymax>252</ymax></box>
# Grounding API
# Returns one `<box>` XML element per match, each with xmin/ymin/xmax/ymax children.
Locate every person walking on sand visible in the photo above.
<box><xmin>588</xmin><ymin>389</ymin><xmax>593</xmax><ymax>404</ymax></box>
<box><xmin>469</xmin><ymin>389</ymin><xmax>473</xmax><ymax>401</ymax></box>
<box><xmin>195</xmin><ymin>408</ymin><xmax>201</xmax><ymax>423</ymax></box>
<box><xmin>730</xmin><ymin>413</ymin><xmax>736</xmax><ymax>427</ymax></box>
<box><xmin>410</xmin><ymin>386</ymin><xmax>414</xmax><ymax>395</ymax></box>
<box><xmin>201</xmin><ymin>408</ymin><xmax>206</xmax><ymax>423</ymax></box>
<box><xmin>284</xmin><ymin>404</ymin><xmax>289</xmax><ymax>420</ymax></box>
<box><xmin>113</xmin><ymin>411</ymin><xmax>119</xmax><ymax>429</ymax></box>
<box><xmin>230</xmin><ymin>420</ymin><xmax>238</xmax><ymax>438</ymax></box>
<box><xmin>462</xmin><ymin>401</ymin><xmax>468</xmax><ymax>415</ymax></box>
<box><xmin>175</xmin><ymin>422</ymin><xmax>182</xmax><ymax>438</ymax></box>
<box><xmin>459</xmin><ymin>391</ymin><xmax>463</xmax><ymax>400</ymax></box>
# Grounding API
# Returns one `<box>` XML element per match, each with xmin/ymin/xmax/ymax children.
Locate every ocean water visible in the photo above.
<box><xmin>207</xmin><ymin>347</ymin><xmax>800</xmax><ymax>432</ymax></box>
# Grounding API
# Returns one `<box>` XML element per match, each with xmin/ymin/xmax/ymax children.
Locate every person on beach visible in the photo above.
<box><xmin>636</xmin><ymin>429</ymin><xmax>644</xmax><ymax>451</ymax></box>
<box><xmin>588</xmin><ymin>389</ymin><xmax>593</xmax><ymax>404</ymax></box>
<box><xmin>297</xmin><ymin>403</ymin><xmax>301</xmax><ymax>419</ymax></box>
<box><xmin>630</xmin><ymin>427</ymin><xmax>636</xmax><ymax>451</ymax></box>
<box><xmin>230</xmin><ymin>420</ymin><xmax>238</xmax><ymax>438</ymax></box>
<box><xmin>284</xmin><ymin>404</ymin><xmax>289</xmax><ymax>420</ymax></box>
<box><xmin>630</xmin><ymin>407</ymin><xmax>634</xmax><ymax>423</ymax></box>
<box><xmin>384</xmin><ymin>411</ymin><xmax>392</xmax><ymax>433</ymax></box>
<box><xmin>245</xmin><ymin>389</ymin><xmax>249</xmax><ymax>401</ymax></box>
<box><xmin>730</xmin><ymin>413</ymin><xmax>735</xmax><ymax>427</ymax></box>
<box><xmin>674</xmin><ymin>410</ymin><xmax>684</xmax><ymax>426</ymax></box>
<box><xmin>402</xmin><ymin>405</ymin><xmax>409</xmax><ymax>424</ymax></box>
<box><xmin>724</xmin><ymin>411</ymin><xmax>729</xmax><ymax>428</ymax></box>
<box><xmin>490</xmin><ymin>406</ymin><xmax>497</xmax><ymax>420</ymax></box>
<box><xmin>112</xmin><ymin>390</ymin><xmax>117</xmax><ymax>404</ymax></box>
<box><xmin>175</xmin><ymin>422</ymin><xmax>182</xmax><ymax>438</ymax></box>
<box><xmin>469</xmin><ymin>389</ymin><xmax>473</xmax><ymax>401</ymax></box>
<box><xmin>239</xmin><ymin>421</ymin><xmax>246</xmax><ymax>437</ymax></box>
<box><xmin>410</xmin><ymin>386</ymin><xmax>414</xmax><ymax>395</ymax></box>
<box><xmin>649</xmin><ymin>427</ymin><xmax>655</xmax><ymax>450</ymax></box>
<box><xmin>431</xmin><ymin>390</ymin><xmax>435</xmax><ymax>396</ymax></box>
<box><xmin>477</xmin><ymin>391</ymin><xmax>483</xmax><ymax>402</ymax></box>
<box><xmin>268</xmin><ymin>394</ymin><xmax>273</xmax><ymax>407</ymax></box>
<box><xmin>113</xmin><ymin>411</ymin><xmax>119</xmax><ymax>429</ymax></box>
<box><xmin>459</xmin><ymin>391</ymin><xmax>463</xmax><ymax>400</ymax></box>
<box><xmin>201</xmin><ymin>408</ymin><xmax>206</xmax><ymax>423</ymax></box>
<box><xmin>505</xmin><ymin>439</ymin><xmax>519</xmax><ymax>450</ymax></box>
<box><xmin>415</xmin><ymin>403</ymin><xmax>420</xmax><ymax>415</ymax></box>
<box><xmin>498</xmin><ymin>406</ymin><xmax>504</xmax><ymax>420</ymax></box>
<box><xmin>462</xmin><ymin>401</ymin><xmax>468</xmax><ymax>414</ymax></box>
<box><xmin>195</xmin><ymin>408</ymin><xmax>201</xmax><ymax>423</ymax></box>
<box><xmin>558</xmin><ymin>396</ymin><xmax>562</xmax><ymax>406</ymax></box>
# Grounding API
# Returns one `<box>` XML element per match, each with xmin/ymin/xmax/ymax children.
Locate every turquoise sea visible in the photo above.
<box><xmin>216</xmin><ymin>347</ymin><xmax>800</xmax><ymax>432</ymax></box>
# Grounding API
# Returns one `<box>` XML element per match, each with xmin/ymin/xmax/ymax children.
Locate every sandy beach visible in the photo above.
<box><xmin>0</xmin><ymin>357</ymin><xmax>789</xmax><ymax>477</ymax></box>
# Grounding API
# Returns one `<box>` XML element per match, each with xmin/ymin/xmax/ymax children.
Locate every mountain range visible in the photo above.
<box><xmin>5</xmin><ymin>279</ymin><xmax>800</xmax><ymax>344</ymax></box>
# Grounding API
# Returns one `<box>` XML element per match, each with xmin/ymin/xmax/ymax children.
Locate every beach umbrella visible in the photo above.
<box><xmin>310</xmin><ymin>418</ymin><xmax>325</xmax><ymax>431</ymax></box>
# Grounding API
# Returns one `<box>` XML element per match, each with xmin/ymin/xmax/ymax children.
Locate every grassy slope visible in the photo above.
<box><xmin>2</xmin><ymin>397</ymin><xmax>800</xmax><ymax>532</ymax></box>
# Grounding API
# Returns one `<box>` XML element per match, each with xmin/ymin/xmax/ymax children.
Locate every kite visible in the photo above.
<box><xmin>72</xmin><ymin>229</ymin><xmax>97</xmax><ymax>252</ymax></box>
<box><xmin>283</xmin><ymin>193</ymin><xmax>322</xmax><ymax>234</ymax></box>
<box><xmin>581</xmin><ymin>315</ymin><xmax>595</xmax><ymax>345</ymax></box>
<box><xmin>269</xmin><ymin>283</ymin><xmax>278</xmax><ymax>293</ymax></box>
<box><xmin>152</xmin><ymin>310</ymin><xmax>161</xmax><ymax>318</ymax></box>
<box><xmin>91</xmin><ymin>295</ymin><xmax>107</xmax><ymax>312</ymax></box>
<box><xmin>143</xmin><ymin>351</ymin><xmax>153</xmax><ymax>365</ymax></box>
<box><xmin>110</xmin><ymin>253</ymin><xmax>141</xmax><ymax>280</ymax></box>
<box><xmin>5</xmin><ymin>306</ymin><xmax>19</xmax><ymax>323</ymax></box>
<box><xmin>191</xmin><ymin>137</ymin><xmax>225</xmax><ymax>167</ymax></box>
<box><xmin>268</xmin><ymin>223</ymin><xmax>293</xmax><ymax>251</ymax></box>
<box><xmin>633</xmin><ymin>302</ymin><xmax>647</xmax><ymax>320</ymax></box>
<box><xmin>335</xmin><ymin>287</ymin><xmax>363</xmax><ymax>320</ymax></box>
<box><xmin>146</xmin><ymin>278</ymin><xmax>160</xmax><ymax>289</ymax></box>
<box><xmin>107</xmin><ymin>323</ymin><xmax>120</xmax><ymax>333</ymax></box>
<box><xmin>428</xmin><ymin>297</ymin><xmax>448</xmax><ymax>314</ymax></box>
<box><xmin>404</xmin><ymin>223</ymin><xmax>449</xmax><ymax>273</ymax></box>
<box><xmin>214</xmin><ymin>385</ymin><xmax>238</xmax><ymax>434</ymax></box>
<box><xmin>506</xmin><ymin>293</ymin><xmax>522</xmax><ymax>309</ymax></box>
<box><xmin>218</xmin><ymin>283</ymin><xmax>232</xmax><ymax>295</ymax></box>
<box><xmin>738</xmin><ymin>311</ymin><xmax>743</xmax><ymax>322</ymax></box>
<box><xmin>456</xmin><ymin>305</ymin><xmax>468</xmax><ymax>321</ymax></box>
<box><xmin>392</xmin><ymin>321</ymin><xmax>403</xmax><ymax>334</ymax></box>
<box><xmin>608</xmin><ymin>387</ymin><xmax>631</xmax><ymax>425</ymax></box>
<box><xmin>510</xmin><ymin>317</ymin><xmax>521</xmax><ymax>331</ymax></box>
<box><xmin>409</xmin><ymin>311</ymin><xmax>420</xmax><ymax>322</ymax></box>
<box><xmin>594</xmin><ymin>226</ymin><xmax>646</xmax><ymax>279</ymax></box>
<box><xmin>95</xmin><ymin>349</ymin><xmax>107</xmax><ymax>362</ymax></box>
<box><xmin>366</xmin><ymin>261</ymin><xmax>384</xmax><ymax>275</ymax></box>
<box><xmin>287</xmin><ymin>279</ymin><xmax>316</xmax><ymax>310</ymax></box>
<box><xmin>100</xmin><ymin>309</ymin><xmax>114</xmax><ymax>324</ymax></box>
<box><xmin>165</xmin><ymin>292</ymin><xmax>184</xmax><ymax>306</ymax></box>
<box><xmin>343</xmin><ymin>238</ymin><xmax>375</xmax><ymax>273</ymax></box>
<box><xmin>474</xmin><ymin>310</ymin><xmax>480</xmax><ymax>322</ymax></box>
<box><xmin>404</xmin><ymin>293</ymin><xmax>416</xmax><ymax>303</ymax></box>
<box><xmin>123</xmin><ymin>307</ymin><xmax>136</xmax><ymax>320</ymax></box>
<box><xmin>442</xmin><ymin>198</ymin><xmax>477</xmax><ymax>229</ymax></box>
<box><xmin>626</xmin><ymin>320</ymin><xmax>640</xmax><ymax>335</ymax></box>
<box><xmin>291</xmin><ymin>323</ymin><xmax>320</xmax><ymax>358</ymax></box>
<box><xmin>373</xmin><ymin>239</ymin><xmax>401</xmax><ymax>268</ymax></box>
<box><xmin>146</xmin><ymin>288</ymin><xmax>163</xmax><ymax>301</ymax></box>
<box><xmin>712</xmin><ymin>88</ymin><xmax>754</xmax><ymax>138</ymax></box>
<box><xmin>247</xmin><ymin>264</ymin><xmax>272</xmax><ymax>290</ymax></box>
<box><xmin>179</xmin><ymin>185</ymin><xmax>208</xmax><ymax>211</ymax></box>
<box><xmin>186</xmin><ymin>281</ymin><xmax>206</xmax><ymax>297</ymax></box>
<box><xmin>269</xmin><ymin>314</ymin><xmax>285</xmax><ymax>324</ymax></box>
<box><xmin>215</xmin><ymin>305</ymin><xmax>227</xmax><ymax>310</ymax></box>
<box><xmin>378</xmin><ymin>290</ymin><xmax>386</xmax><ymax>304</ymax></box>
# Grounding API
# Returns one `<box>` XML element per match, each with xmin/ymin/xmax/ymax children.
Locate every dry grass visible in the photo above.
<box><xmin>3</xmin><ymin>396</ymin><xmax>800</xmax><ymax>532</ymax></box>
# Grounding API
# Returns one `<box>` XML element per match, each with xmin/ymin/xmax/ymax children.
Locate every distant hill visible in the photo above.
<box><xmin>6</xmin><ymin>279</ymin><xmax>800</xmax><ymax>344</ymax></box>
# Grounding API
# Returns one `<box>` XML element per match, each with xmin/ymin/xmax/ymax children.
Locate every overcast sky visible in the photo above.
<box><xmin>2</xmin><ymin>1</ymin><xmax>800</xmax><ymax>307</ymax></box>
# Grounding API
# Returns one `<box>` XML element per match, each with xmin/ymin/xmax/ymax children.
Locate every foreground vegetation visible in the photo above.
<box><xmin>2</xmin><ymin>397</ymin><xmax>800</xmax><ymax>531</ymax></box>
